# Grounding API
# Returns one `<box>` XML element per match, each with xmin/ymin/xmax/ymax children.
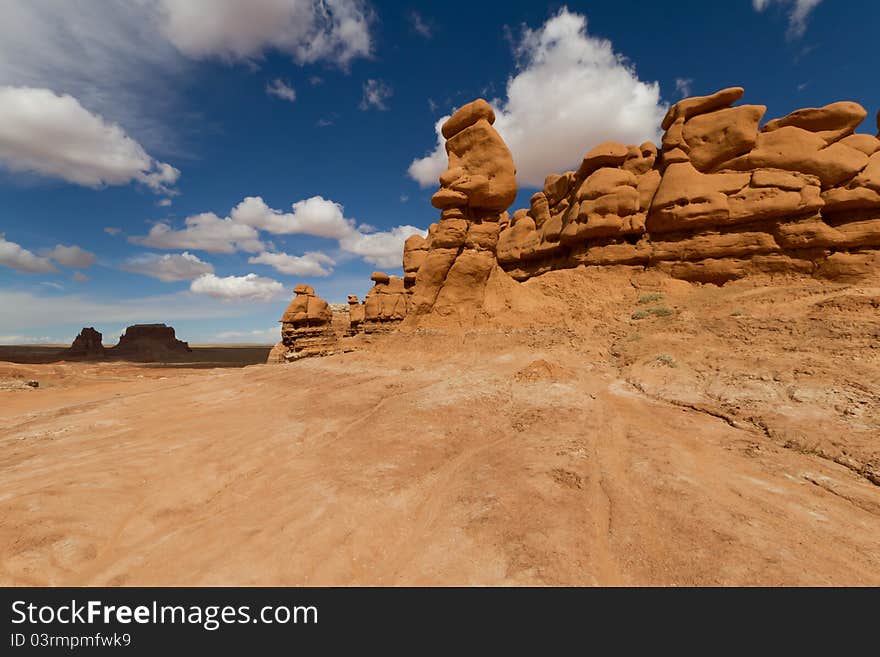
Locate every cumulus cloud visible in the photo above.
<box><xmin>266</xmin><ymin>78</ymin><xmax>296</xmax><ymax>102</ymax></box>
<box><xmin>232</xmin><ymin>195</ymin><xmax>353</xmax><ymax>238</ymax></box>
<box><xmin>360</xmin><ymin>79</ymin><xmax>392</xmax><ymax>111</ymax></box>
<box><xmin>339</xmin><ymin>226</ymin><xmax>424</xmax><ymax>269</ymax></box>
<box><xmin>130</xmin><ymin>212</ymin><xmax>264</xmax><ymax>253</ymax></box>
<box><xmin>123</xmin><ymin>252</ymin><xmax>214</xmax><ymax>282</ymax></box>
<box><xmin>132</xmin><ymin>195</ymin><xmax>423</xmax><ymax>269</ymax></box>
<box><xmin>0</xmin><ymin>234</ymin><xmax>57</xmax><ymax>273</ymax></box>
<box><xmin>158</xmin><ymin>0</ymin><xmax>373</xmax><ymax>66</ymax></box>
<box><xmin>231</xmin><ymin>195</ymin><xmax>424</xmax><ymax>268</ymax></box>
<box><xmin>190</xmin><ymin>273</ymin><xmax>285</xmax><ymax>302</ymax></box>
<box><xmin>753</xmin><ymin>0</ymin><xmax>822</xmax><ymax>38</ymax></box>
<box><xmin>248</xmin><ymin>251</ymin><xmax>335</xmax><ymax>276</ymax></box>
<box><xmin>45</xmin><ymin>244</ymin><xmax>96</xmax><ymax>268</ymax></box>
<box><xmin>408</xmin><ymin>8</ymin><xmax>666</xmax><ymax>188</ymax></box>
<box><xmin>0</xmin><ymin>86</ymin><xmax>180</xmax><ymax>193</ymax></box>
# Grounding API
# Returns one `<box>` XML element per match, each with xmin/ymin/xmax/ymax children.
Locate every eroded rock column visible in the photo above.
<box><xmin>410</xmin><ymin>98</ymin><xmax>517</xmax><ymax>321</ymax></box>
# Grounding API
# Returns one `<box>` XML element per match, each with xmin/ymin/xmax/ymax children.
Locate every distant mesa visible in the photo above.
<box><xmin>64</xmin><ymin>327</ymin><xmax>106</xmax><ymax>359</ymax></box>
<box><xmin>63</xmin><ymin>323</ymin><xmax>191</xmax><ymax>362</ymax></box>
<box><xmin>112</xmin><ymin>324</ymin><xmax>191</xmax><ymax>361</ymax></box>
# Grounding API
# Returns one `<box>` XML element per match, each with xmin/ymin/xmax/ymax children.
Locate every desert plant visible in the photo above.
<box><xmin>631</xmin><ymin>306</ymin><xmax>674</xmax><ymax>320</ymax></box>
<box><xmin>637</xmin><ymin>292</ymin><xmax>663</xmax><ymax>305</ymax></box>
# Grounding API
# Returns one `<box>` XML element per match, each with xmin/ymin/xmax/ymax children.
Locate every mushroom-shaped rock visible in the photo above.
<box><xmin>441</xmin><ymin>98</ymin><xmax>495</xmax><ymax>139</ymax></box>
<box><xmin>278</xmin><ymin>286</ymin><xmax>337</xmax><ymax>360</ymax></box>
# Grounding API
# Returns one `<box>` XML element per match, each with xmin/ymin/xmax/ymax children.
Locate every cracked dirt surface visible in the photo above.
<box><xmin>1</xmin><ymin>268</ymin><xmax>878</xmax><ymax>585</ymax></box>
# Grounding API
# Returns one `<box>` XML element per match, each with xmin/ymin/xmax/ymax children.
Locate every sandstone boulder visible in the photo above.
<box><xmin>762</xmin><ymin>101</ymin><xmax>867</xmax><ymax>144</ymax></box>
<box><xmin>662</xmin><ymin>86</ymin><xmax>744</xmax><ymax>130</ymax></box>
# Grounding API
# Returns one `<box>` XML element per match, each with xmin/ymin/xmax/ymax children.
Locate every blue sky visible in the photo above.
<box><xmin>1</xmin><ymin>0</ymin><xmax>877</xmax><ymax>344</ymax></box>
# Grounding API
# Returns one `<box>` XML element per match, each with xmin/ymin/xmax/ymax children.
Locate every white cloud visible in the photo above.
<box><xmin>158</xmin><ymin>0</ymin><xmax>373</xmax><ymax>67</ymax></box>
<box><xmin>230</xmin><ymin>195</ymin><xmax>424</xmax><ymax>268</ymax></box>
<box><xmin>0</xmin><ymin>86</ymin><xmax>179</xmax><ymax>193</ymax></box>
<box><xmin>248</xmin><ymin>251</ymin><xmax>335</xmax><ymax>276</ymax></box>
<box><xmin>46</xmin><ymin>244</ymin><xmax>96</xmax><ymax>268</ymax></box>
<box><xmin>0</xmin><ymin>1</ymin><xmax>187</xmax><ymax>156</ymax></box>
<box><xmin>190</xmin><ymin>273</ymin><xmax>285</xmax><ymax>302</ymax></box>
<box><xmin>339</xmin><ymin>225</ymin><xmax>425</xmax><ymax>269</ymax></box>
<box><xmin>309</xmin><ymin>76</ymin><xmax>324</xmax><ymax>86</ymax></box>
<box><xmin>212</xmin><ymin>327</ymin><xmax>279</xmax><ymax>343</ymax></box>
<box><xmin>674</xmin><ymin>77</ymin><xmax>693</xmax><ymax>98</ymax></box>
<box><xmin>135</xmin><ymin>194</ymin><xmax>424</xmax><ymax>269</ymax></box>
<box><xmin>73</xmin><ymin>271</ymin><xmax>89</xmax><ymax>283</ymax></box>
<box><xmin>231</xmin><ymin>195</ymin><xmax>352</xmax><ymax>238</ymax></box>
<box><xmin>408</xmin><ymin>8</ymin><xmax>666</xmax><ymax>188</ymax></box>
<box><xmin>360</xmin><ymin>79</ymin><xmax>392</xmax><ymax>111</ymax></box>
<box><xmin>41</xmin><ymin>281</ymin><xmax>64</xmax><ymax>291</ymax></box>
<box><xmin>410</xmin><ymin>11</ymin><xmax>432</xmax><ymax>39</ymax></box>
<box><xmin>752</xmin><ymin>0</ymin><xmax>822</xmax><ymax>39</ymax></box>
<box><xmin>158</xmin><ymin>198</ymin><xmax>173</xmax><ymax>207</ymax></box>
<box><xmin>105</xmin><ymin>227</ymin><xmax>122</xmax><ymax>236</ymax></box>
<box><xmin>123</xmin><ymin>252</ymin><xmax>214</xmax><ymax>282</ymax></box>
<box><xmin>266</xmin><ymin>78</ymin><xmax>296</xmax><ymax>102</ymax></box>
<box><xmin>130</xmin><ymin>212</ymin><xmax>264</xmax><ymax>253</ymax></box>
<box><xmin>0</xmin><ymin>234</ymin><xmax>57</xmax><ymax>273</ymax></box>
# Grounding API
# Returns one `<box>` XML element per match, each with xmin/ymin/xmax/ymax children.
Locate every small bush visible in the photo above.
<box><xmin>631</xmin><ymin>306</ymin><xmax>674</xmax><ymax>320</ymax></box>
<box><xmin>637</xmin><ymin>292</ymin><xmax>663</xmax><ymax>305</ymax></box>
<box><xmin>654</xmin><ymin>354</ymin><xmax>677</xmax><ymax>368</ymax></box>
<box><xmin>730</xmin><ymin>309</ymin><xmax>744</xmax><ymax>317</ymax></box>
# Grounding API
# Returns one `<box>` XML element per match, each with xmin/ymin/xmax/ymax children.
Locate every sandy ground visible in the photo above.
<box><xmin>1</xmin><ymin>269</ymin><xmax>878</xmax><ymax>586</ymax></box>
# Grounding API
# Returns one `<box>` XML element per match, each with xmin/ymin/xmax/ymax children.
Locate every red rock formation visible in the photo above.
<box><xmin>277</xmin><ymin>284</ymin><xmax>337</xmax><ymax>360</ymax></box>
<box><xmin>408</xmin><ymin>98</ymin><xmax>518</xmax><ymax>322</ymax></box>
<box><xmin>64</xmin><ymin>327</ymin><xmax>105</xmax><ymax>359</ymax></box>
<box><xmin>494</xmin><ymin>86</ymin><xmax>880</xmax><ymax>285</ymax></box>
<box><xmin>344</xmin><ymin>89</ymin><xmax>880</xmax><ymax>327</ymax></box>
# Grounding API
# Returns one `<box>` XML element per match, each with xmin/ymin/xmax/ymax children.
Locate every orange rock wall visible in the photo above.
<box><xmin>493</xmin><ymin>87</ymin><xmax>880</xmax><ymax>284</ymax></box>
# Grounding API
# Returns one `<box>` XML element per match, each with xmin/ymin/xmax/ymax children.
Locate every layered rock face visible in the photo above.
<box><xmin>408</xmin><ymin>98</ymin><xmax>518</xmax><ymax>321</ymax></box>
<box><xmin>64</xmin><ymin>327</ymin><xmax>105</xmax><ymax>359</ymax></box>
<box><xmin>110</xmin><ymin>324</ymin><xmax>191</xmax><ymax>361</ymax></box>
<box><xmin>276</xmin><ymin>285</ymin><xmax>337</xmax><ymax>360</ymax></box>
<box><xmin>353</xmin><ymin>271</ymin><xmax>414</xmax><ymax>333</ymax></box>
<box><xmin>496</xmin><ymin>86</ymin><xmax>880</xmax><ymax>284</ymax></box>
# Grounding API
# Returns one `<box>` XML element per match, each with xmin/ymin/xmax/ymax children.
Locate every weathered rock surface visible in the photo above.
<box><xmin>494</xmin><ymin>87</ymin><xmax>880</xmax><ymax>286</ymax></box>
<box><xmin>361</xmin><ymin>272</ymin><xmax>413</xmax><ymax>332</ymax></box>
<box><xmin>64</xmin><ymin>327</ymin><xmax>105</xmax><ymax>359</ymax></box>
<box><xmin>347</xmin><ymin>89</ymin><xmax>880</xmax><ymax>326</ymax></box>
<box><xmin>277</xmin><ymin>285</ymin><xmax>337</xmax><ymax>360</ymax></box>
